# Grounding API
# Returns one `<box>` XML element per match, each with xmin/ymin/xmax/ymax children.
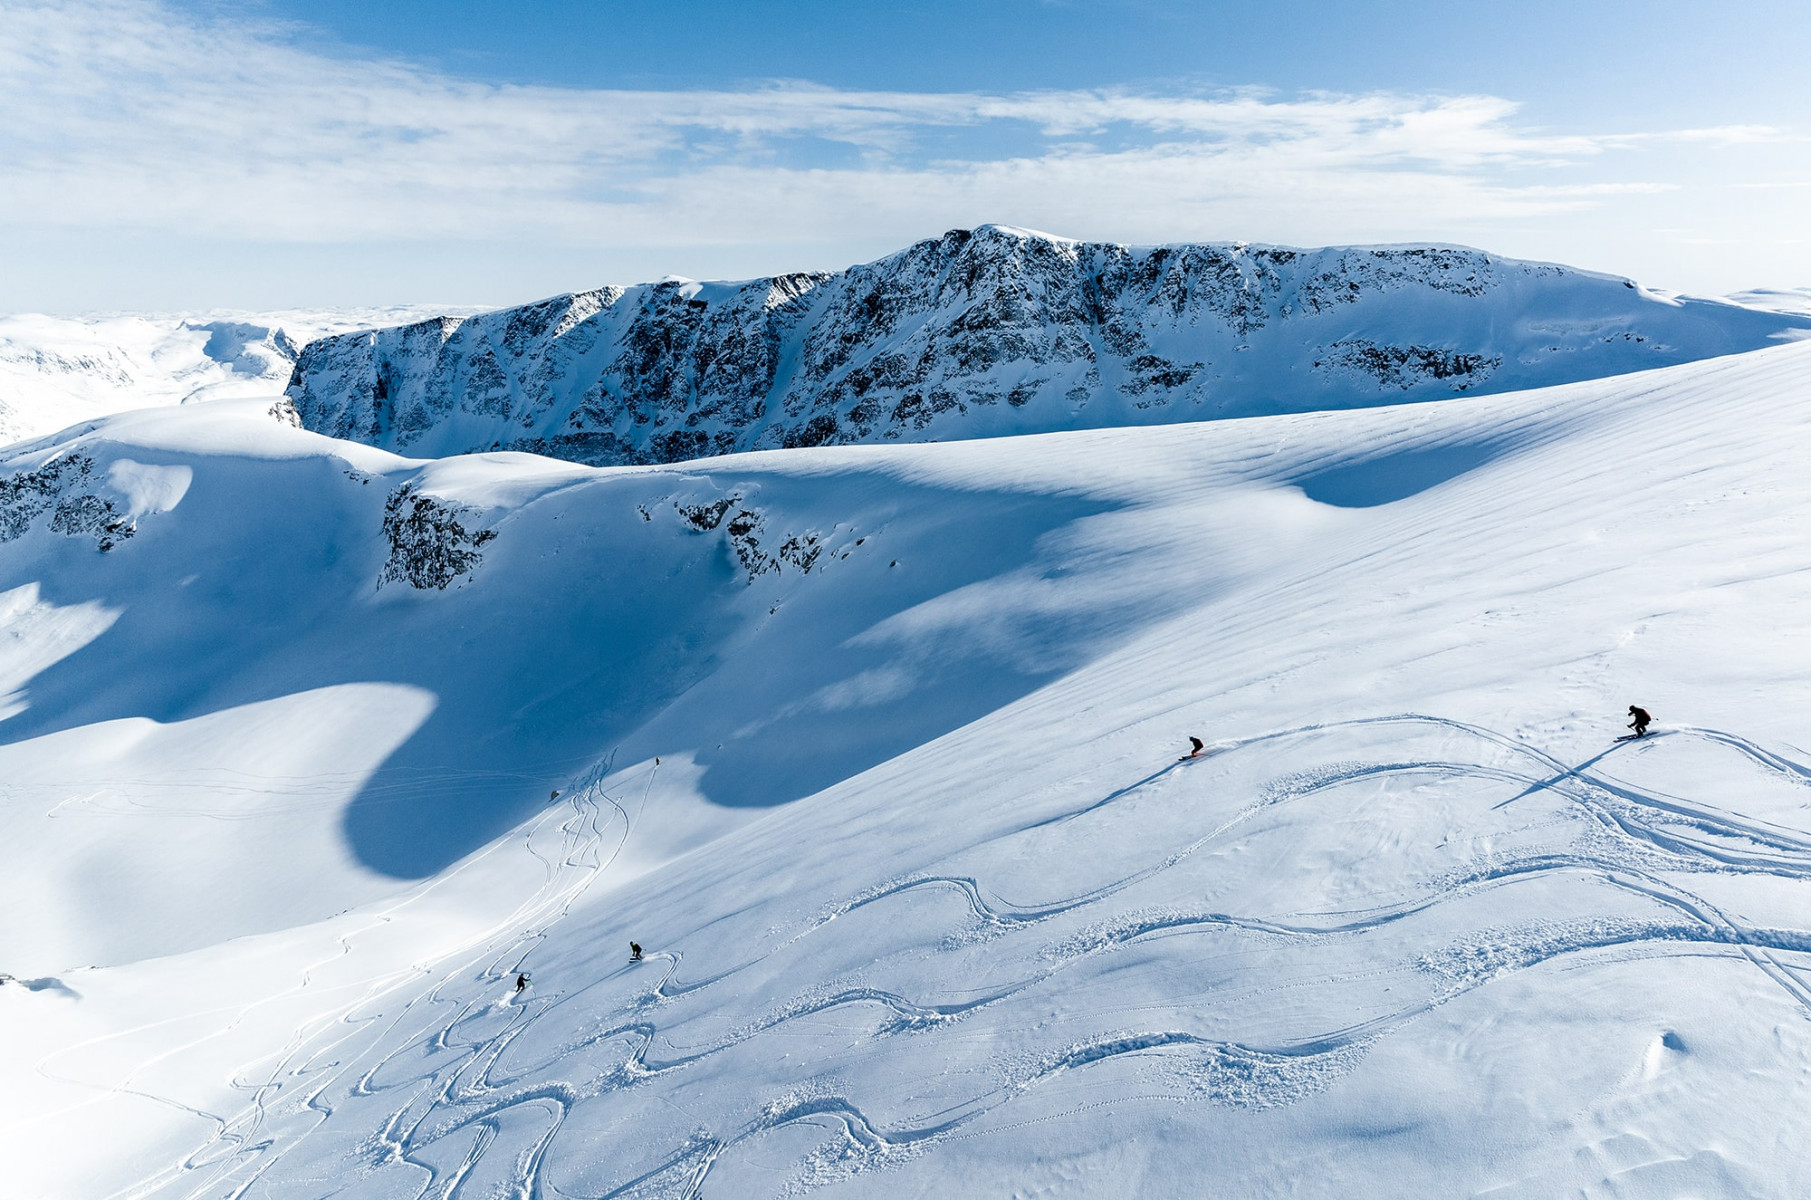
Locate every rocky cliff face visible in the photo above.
<box><xmin>287</xmin><ymin>226</ymin><xmax>1810</xmax><ymax>465</ymax></box>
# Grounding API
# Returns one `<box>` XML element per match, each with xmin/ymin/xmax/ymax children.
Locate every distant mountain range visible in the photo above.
<box><xmin>284</xmin><ymin>225</ymin><xmax>1811</xmax><ymax>465</ymax></box>
<box><xmin>0</xmin><ymin>308</ymin><xmax>474</xmax><ymax>445</ymax></box>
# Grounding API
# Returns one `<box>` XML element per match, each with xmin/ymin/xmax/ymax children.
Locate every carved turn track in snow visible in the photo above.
<box><xmin>114</xmin><ymin>759</ymin><xmax>649</xmax><ymax>1199</ymax></box>
<box><xmin>120</xmin><ymin>715</ymin><xmax>1811</xmax><ymax>1198</ymax></box>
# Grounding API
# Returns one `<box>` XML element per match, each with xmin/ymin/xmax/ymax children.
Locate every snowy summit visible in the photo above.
<box><xmin>286</xmin><ymin>227</ymin><xmax>1811</xmax><ymax>465</ymax></box>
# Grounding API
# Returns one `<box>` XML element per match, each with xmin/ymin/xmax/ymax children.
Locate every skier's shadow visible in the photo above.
<box><xmin>1492</xmin><ymin>735</ymin><xmax>1659</xmax><ymax>810</ymax></box>
<box><xmin>1019</xmin><ymin>760</ymin><xmax>1189</xmax><ymax>833</ymax></box>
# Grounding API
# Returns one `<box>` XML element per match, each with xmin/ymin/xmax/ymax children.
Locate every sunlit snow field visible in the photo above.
<box><xmin>3</xmin><ymin>342</ymin><xmax>1811</xmax><ymax>1196</ymax></box>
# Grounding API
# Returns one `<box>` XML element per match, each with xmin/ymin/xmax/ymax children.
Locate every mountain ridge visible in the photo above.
<box><xmin>285</xmin><ymin>224</ymin><xmax>1811</xmax><ymax>465</ymax></box>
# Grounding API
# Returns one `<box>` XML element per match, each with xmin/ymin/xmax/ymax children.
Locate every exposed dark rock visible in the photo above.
<box><xmin>380</xmin><ymin>483</ymin><xmax>498</xmax><ymax>590</ymax></box>
<box><xmin>0</xmin><ymin>453</ymin><xmax>135</xmax><ymax>549</ymax></box>
<box><xmin>50</xmin><ymin>492</ymin><xmax>135</xmax><ymax>551</ymax></box>
<box><xmin>1313</xmin><ymin>341</ymin><xmax>1501</xmax><ymax>390</ymax></box>
<box><xmin>674</xmin><ymin>494</ymin><xmax>827</xmax><ymax>583</ymax></box>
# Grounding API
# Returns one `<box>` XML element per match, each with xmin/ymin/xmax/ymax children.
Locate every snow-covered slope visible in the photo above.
<box><xmin>1727</xmin><ymin>286</ymin><xmax>1811</xmax><ymax>317</ymax></box>
<box><xmin>288</xmin><ymin>225</ymin><xmax>1811</xmax><ymax>465</ymax></box>
<box><xmin>7</xmin><ymin>342</ymin><xmax>1811</xmax><ymax>1196</ymax></box>
<box><xmin>0</xmin><ymin>309</ymin><xmax>471</xmax><ymax>447</ymax></box>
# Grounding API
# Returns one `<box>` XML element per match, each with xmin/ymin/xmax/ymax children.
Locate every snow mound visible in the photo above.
<box><xmin>1725</xmin><ymin>286</ymin><xmax>1811</xmax><ymax>319</ymax></box>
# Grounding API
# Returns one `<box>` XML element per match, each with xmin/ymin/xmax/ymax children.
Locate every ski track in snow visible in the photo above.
<box><xmin>108</xmin><ymin>714</ymin><xmax>1811</xmax><ymax>1199</ymax></box>
<box><xmin>101</xmin><ymin>759</ymin><xmax>635</xmax><ymax>1199</ymax></box>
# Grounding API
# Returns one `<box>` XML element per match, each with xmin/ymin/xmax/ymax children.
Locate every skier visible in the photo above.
<box><xmin>1181</xmin><ymin>736</ymin><xmax>1206</xmax><ymax>760</ymax></box>
<box><xmin>1627</xmin><ymin>705</ymin><xmax>1652</xmax><ymax>738</ymax></box>
<box><xmin>629</xmin><ymin>941</ymin><xmax>643</xmax><ymax>962</ymax></box>
<box><xmin>515</xmin><ymin>972</ymin><xmax>528</xmax><ymax>994</ymax></box>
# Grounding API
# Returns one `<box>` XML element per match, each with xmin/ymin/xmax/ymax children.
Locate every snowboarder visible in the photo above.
<box><xmin>1181</xmin><ymin>736</ymin><xmax>1206</xmax><ymax>760</ymax></box>
<box><xmin>515</xmin><ymin>972</ymin><xmax>528</xmax><ymax>994</ymax></box>
<box><xmin>629</xmin><ymin>942</ymin><xmax>643</xmax><ymax>962</ymax></box>
<box><xmin>1627</xmin><ymin>705</ymin><xmax>1652</xmax><ymax>738</ymax></box>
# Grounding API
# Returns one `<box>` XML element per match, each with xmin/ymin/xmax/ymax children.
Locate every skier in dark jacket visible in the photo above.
<box><xmin>1627</xmin><ymin>706</ymin><xmax>1652</xmax><ymax>737</ymax></box>
<box><xmin>629</xmin><ymin>942</ymin><xmax>643</xmax><ymax>962</ymax></box>
<box><xmin>515</xmin><ymin>972</ymin><xmax>528</xmax><ymax>994</ymax></box>
<box><xmin>1182</xmin><ymin>737</ymin><xmax>1205</xmax><ymax>760</ymax></box>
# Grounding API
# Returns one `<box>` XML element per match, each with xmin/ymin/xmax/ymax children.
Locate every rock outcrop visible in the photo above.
<box><xmin>0</xmin><ymin>453</ymin><xmax>137</xmax><ymax>550</ymax></box>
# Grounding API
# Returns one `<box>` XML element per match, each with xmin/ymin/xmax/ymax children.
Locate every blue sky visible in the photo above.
<box><xmin>243</xmin><ymin>0</ymin><xmax>1805</xmax><ymax>128</ymax></box>
<box><xmin>4</xmin><ymin>0</ymin><xmax>1809</xmax><ymax>311</ymax></box>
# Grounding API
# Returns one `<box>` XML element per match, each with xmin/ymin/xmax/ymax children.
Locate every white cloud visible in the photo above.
<box><xmin>3</xmin><ymin>0</ymin><xmax>1808</xmax><ymax>305</ymax></box>
<box><xmin>0</xmin><ymin>0</ymin><xmax>1744</xmax><ymax>248</ymax></box>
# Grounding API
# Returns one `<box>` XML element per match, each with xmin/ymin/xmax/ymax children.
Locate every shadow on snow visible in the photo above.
<box><xmin>1295</xmin><ymin>441</ymin><xmax>1512</xmax><ymax>509</ymax></box>
<box><xmin>0</xmin><ymin>452</ymin><xmax>1162</xmax><ymax>879</ymax></box>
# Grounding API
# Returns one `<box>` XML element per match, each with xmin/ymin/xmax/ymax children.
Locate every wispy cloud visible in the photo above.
<box><xmin>2</xmin><ymin>0</ymin><xmax>1750</xmax><ymax>253</ymax></box>
<box><xmin>7</xmin><ymin>0</ymin><xmax>1811</xmax><ymax>314</ymax></box>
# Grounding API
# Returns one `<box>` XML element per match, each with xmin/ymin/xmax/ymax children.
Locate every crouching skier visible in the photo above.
<box><xmin>629</xmin><ymin>942</ymin><xmax>643</xmax><ymax>962</ymax></box>
<box><xmin>1627</xmin><ymin>706</ymin><xmax>1653</xmax><ymax>738</ymax></box>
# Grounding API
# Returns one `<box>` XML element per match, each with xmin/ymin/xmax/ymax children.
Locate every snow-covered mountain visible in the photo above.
<box><xmin>287</xmin><ymin>225</ymin><xmax>1811</xmax><ymax>465</ymax></box>
<box><xmin>1726</xmin><ymin>286</ymin><xmax>1811</xmax><ymax>317</ymax></box>
<box><xmin>6</xmin><ymin>338</ymin><xmax>1811</xmax><ymax>1196</ymax></box>
<box><xmin>0</xmin><ymin>308</ymin><xmax>474</xmax><ymax>446</ymax></box>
